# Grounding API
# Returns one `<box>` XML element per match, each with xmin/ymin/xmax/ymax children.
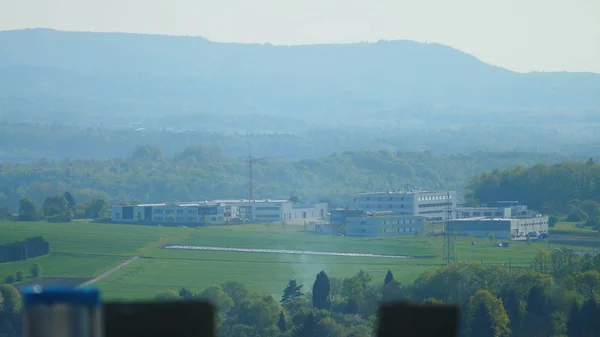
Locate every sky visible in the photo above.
<box><xmin>0</xmin><ymin>0</ymin><xmax>599</xmax><ymax>73</ymax></box>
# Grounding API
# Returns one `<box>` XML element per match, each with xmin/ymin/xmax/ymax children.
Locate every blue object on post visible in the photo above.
<box><xmin>22</xmin><ymin>285</ymin><xmax>103</xmax><ymax>337</ymax></box>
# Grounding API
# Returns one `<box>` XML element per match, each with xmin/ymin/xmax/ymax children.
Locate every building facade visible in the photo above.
<box><xmin>111</xmin><ymin>202</ymin><xmax>225</xmax><ymax>226</ymax></box>
<box><xmin>455</xmin><ymin>207</ymin><xmax>511</xmax><ymax>219</ymax></box>
<box><xmin>354</xmin><ymin>190</ymin><xmax>457</xmax><ymax>221</ymax></box>
<box><xmin>111</xmin><ymin>200</ymin><xmax>328</xmax><ymax>226</ymax></box>
<box><xmin>448</xmin><ymin>215</ymin><xmax>549</xmax><ymax>239</ymax></box>
<box><xmin>455</xmin><ymin>204</ymin><xmax>532</xmax><ymax>219</ymax></box>
<box><xmin>345</xmin><ymin>213</ymin><xmax>425</xmax><ymax>237</ymax></box>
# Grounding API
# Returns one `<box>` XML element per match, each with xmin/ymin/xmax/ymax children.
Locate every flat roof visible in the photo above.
<box><xmin>215</xmin><ymin>199</ymin><xmax>289</xmax><ymax>204</ymax></box>
<box><xmin>450</xmin><ymin>217</ymin><xmax>510</xmax><ymax>221</ymax></box>
<box><xmin>455</xmin><ymin>207</ymin><xmax>507</xmax><ymax>210</ymax></box>
<box><xmin>356</xmin><ymin>190</ymin><xmax>454</xmax><ymax>196</ymax></box>
<box><xmin>347</xmin><ymin>214</ymin><xmax>425</xmax><ymax>219</ymax></box>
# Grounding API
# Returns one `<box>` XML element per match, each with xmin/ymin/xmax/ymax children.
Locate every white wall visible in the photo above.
<box><xmin>345</xmin><ymin>216</ymin><xmax>424</xmax><ymax>237</ymax></box>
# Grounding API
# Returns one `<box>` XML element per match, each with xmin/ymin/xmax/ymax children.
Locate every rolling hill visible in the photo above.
<box><xmin>1</xmin><ymin>28</ymin><xmax>599</xmax><ymax>129</ymax></box>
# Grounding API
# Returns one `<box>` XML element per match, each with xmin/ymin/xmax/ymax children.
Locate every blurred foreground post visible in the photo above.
<box><xmin>377</xmin><ymin>301</ymin><xmax>459</xmax><ymax>337</ymax></box>
<box><xmin>103</xmin><ymin>301</ymin><xmax>215</xmax><ymax>337</ymax></box>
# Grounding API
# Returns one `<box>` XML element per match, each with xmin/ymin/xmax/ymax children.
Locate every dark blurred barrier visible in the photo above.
<box><xmin>102</xmin><ymin>300</ymin><xmax>459</xmax><ymax>337</ymax></box>
<box><xmin>377</xmin><ymin>301</ymin><xmax>459</xmax><ymax>337</ymax></box>
<box><xmin>103</xmin><ymin>301</ymin><xmax>215</xmax><ymax>337</ymax></box>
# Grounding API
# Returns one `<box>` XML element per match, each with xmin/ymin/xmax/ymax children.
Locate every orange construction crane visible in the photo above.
<box><xmin>248</xmin><ymin>151</ymin><xmax>287</xmax><ymax>201</ymax></box>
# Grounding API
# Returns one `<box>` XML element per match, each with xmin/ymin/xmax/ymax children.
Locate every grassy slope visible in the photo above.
<box><xmin>1</xmin><ymin>221</ymin><xmax>598</xmax><ymax>299</ymax></box>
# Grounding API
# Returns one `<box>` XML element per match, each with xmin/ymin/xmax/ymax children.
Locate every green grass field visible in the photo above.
<box><xmin>1</xmin><ymin>220</ymin><xmax>598</xmax><ymax>300</ymax></box>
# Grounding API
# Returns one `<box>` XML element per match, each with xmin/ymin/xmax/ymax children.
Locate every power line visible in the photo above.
<box><xmin>442</xmin><ymin>191</ymin><xmax>456</xmax><ymax>266</ymax></box>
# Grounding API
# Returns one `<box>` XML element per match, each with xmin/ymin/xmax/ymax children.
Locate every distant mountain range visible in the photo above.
<box><xmin>0</xmin><ymin>28</ymin><xmax>599</xmax><ymax>129</ymax></box>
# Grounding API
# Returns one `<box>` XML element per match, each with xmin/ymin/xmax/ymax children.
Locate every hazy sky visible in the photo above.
<box><xmin>1</xmin><ymin>0</ymin><xmax>599</xmax><ymax>73</ymax></box>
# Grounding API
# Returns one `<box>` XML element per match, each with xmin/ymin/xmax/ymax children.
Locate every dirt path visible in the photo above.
<box><xmin>78</xmin><ymin>256</ymin><xmax>139</xmax><ymax>287</ymax></box>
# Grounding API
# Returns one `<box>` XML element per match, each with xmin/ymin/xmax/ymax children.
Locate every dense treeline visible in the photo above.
<box><xmin>156</xmin><ymin>248</ymin><xmax>600</xmax><ymax>337</ymax></box>
<box><xmin>15</xmin><ymin>192</ymin><xmax>109</xmax><ymax>222</ymax></box>
<box><xmin>0</xmin><ymin>145</ymin><xmax>576</xmax><ymax>211</ymax></box>
<box><xmin>467</xmin><ymin>160</ymin><xmax>600</xmax><ymax>227</ymax></box>
<box><xmin>1</xmin><ymin>122</ymin><xmax>594</xmax><ymax>163</ymax></box>
<box><xmin>0</xmin><ymin>237</ymin><xmax>49</xmax><ymax>263</ymax></box>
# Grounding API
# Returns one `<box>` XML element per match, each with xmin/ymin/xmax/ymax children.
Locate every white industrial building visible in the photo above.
<box><xmin>455</xmin><ymin>203</ymin><xmax>531</xmax><ymax>219</ymax></box>
<box><xmin>111</xmin><ymin>199</ymin><xmax>327</xmax><ymax>226</ymax></box>
<box><xmin>447</xmin><ymin>215</ymin><xmax>550</xmax><ymax>240</ymax></box>
<box><xmin>354</xmin><ymin>190</ymin><xmax>457</xmax><ymax>222</ymax></box>
<box><xmin>111</xmin><ymin>202</ymin><xmax>225</xmax><ymax>225</ymax></box>
<box><xmin>344</xmin><ymin>211</ymin><xmax>425</xmax><ymax>237</ymax></box>
<box><xmin>216</xmin><ymin>199</ymin><xmax>327</xmax><ymax>224</ymax></box>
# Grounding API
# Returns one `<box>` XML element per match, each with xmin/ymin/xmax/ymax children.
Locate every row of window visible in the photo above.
<box><xmin>351</xmin><ymin>227</ymin><xmax>415</xmax><ymax>233</ymax></box>
<box><xmin>460</xmin><ymin>211</ymin><xmax>505</xmax><ymax>217</ymax></box>
<box><xmin>358</xmin><ymin>204</ymin><xmax>406</xmax><ymax>209</ymax></box>
<box><xmin>358</xmin><ymin>194</ymin><xmax>453</xmax><ymax>202</ymax></box>
<box><xmin>359</xmin><ymin>196</ymin><xmax>406</xmax><ymax>202</ymax></box>
<box><xmin>381</xmin><ymin>219</ymin><xmax>418</xmax><ymax>225</ymax></box>
<box><xmin>418</xmin><ymin>202</ymin><xmax>452</xmax><ymax>208</ymax></box>
<box><xmin>151</xmin><ymin>216</ymin><xmax>220</xmax><ymax>222</ymax></box>
<box><xmin>255</xmin><ymin>207</ymin><xmax>280</xmax><ymax>211</ymax></box>
<box><xmin>418</xmin><ymin>195</ymin><xmax>452</xmax><ymax>201</ymax></box>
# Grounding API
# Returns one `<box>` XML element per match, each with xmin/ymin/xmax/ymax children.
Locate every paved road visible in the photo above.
<box><xmin>78</xmin><ymin>256</ymin><xmax>139</xmax><ymax>287</ymax></box>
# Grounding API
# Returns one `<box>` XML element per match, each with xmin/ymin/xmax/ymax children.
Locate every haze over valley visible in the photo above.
<box><xmin>1</xmin><ymin>29</ymin><xmax>599</xmax><ymax>162</ymax></box>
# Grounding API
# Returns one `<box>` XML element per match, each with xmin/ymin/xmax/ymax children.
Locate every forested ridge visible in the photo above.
<box><xmin>0</xmin><ymin>145</ymin><xmax>578</xmax><ymax>211</ymax></box>
<box><xmin>2</xmin><ymin>122</ymin><xmax>596</xmax><ymax>163</ymax></box>
<box><xmin>468</xmin><ymin>160</ymin><xmax>600</xmax><ymax>226</ymax></box>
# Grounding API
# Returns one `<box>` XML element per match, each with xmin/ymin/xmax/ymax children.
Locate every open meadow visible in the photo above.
<box><xmin>1</xmin><ymin>220</ymin><xmax>599</xmax><ymax>299</ymax></box>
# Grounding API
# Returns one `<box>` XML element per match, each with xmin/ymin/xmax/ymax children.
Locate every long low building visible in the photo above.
<box><xmin>447</xmin><ymin>215</ymin><xmax>550</xmax><ymax>239</ymax></box>
<box><xmin>111</xmin><ymin>199</ymin><xmax>328</xmax><ymax>226</ymax></box>
<box><xmin>455</xmin><ymin>204</ymin><xmax>531</xmax><ymax>219</ymax></box>
<box><xmin>111</xmin><ymin>202</ymin><xmax>225</xmax><ymax>225</ymax></box>
<box><xmin>344</xmin><ymin>211</ymin><xmax>425</xmax><ymax>237</ymax></box>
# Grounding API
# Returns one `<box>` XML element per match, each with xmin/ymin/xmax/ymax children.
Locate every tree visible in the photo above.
<box><xmin>85</xmin><ymin>198</ymin><xmax>109</xmax><ymax>218</ymax></box>
<box><xmin>281</xmin><ymin>279</ymin><xmax>303</xmax><ymax>304</ymax></box>
<box><xmin>63</xmin><ymin>191</ymin><xmax>77</xmax><ymax>211</ymax></box>
<box><xmin>198</xmin><ymin>286</ymin><xmax>234</xmax><ymax>325</ymax></box>
<box><xmin>278</xmin><ymin>311</ymin><xmax>287</xmax><ymax>332</ymax></box>
<box><xmin>15</xmin><ymin>270</ymin><xmax>24</xmax><ymax>282</ymax></box>
<box><xmin>356</xmin><ymin>269</ymin><xmax>372</xmax><ymax>290</ymax></box>
<box><xmin>526</xmin><ymin>285</ymin><xmax>548</xmax><ymax>317</ymax></box>
<box><xmin>293</xmin><ymin>312</ymin><xmax>318</xmax><ymax>337</ymax></box>
<box><xmin>576</xmin><ymin>270</ymin><xmax>600</xmax><ymax>300</ymax></box>
<box><xmin>220</xmin><ymin>281</ymin><xmax>249</xmax><ymax>309</ymax></box>
<box><xmin>578</xmin><ymin>298</ymin><xmax>599</xmax><ymax>337</ymax></box>
<box><xmin>4</xmin><ymin>274</ymin><xmax>16</xmax><ymax>284</ymax></box>
<box><xmin>467</xmin><ymin>290</ymin><xmax>510</xmax><ymax>337</ymax></box>
<box><xmin>567</xmin><ymin>302</ymin><xmax>581</xmax><ymax>337</ymax></box>
<box><xmin>0</xmin><ymin>284</ymin><xmax>22</xmax><ymax>314</ymax></box>
<box><xmin>470</xmin><ymin>302</ymin><xmax>496</xmax><ymax>337</ymax></box>
<box><xmin>30</xmin><ymin>263</ymin><xmax>42</xmax><ymax>278</ymax></box>
<box><xmin>18</xmin><ymin>198</ymin><xmax>37</xmax><ymax>221</ymax></box>
<box><xmin>312</xmin><ymin>271</ymin><xmax>331</xmax><ymax>310</ymax></box>
<box><xmin>488</xmin><ymin>232</ymin><xmax>495</xmax><ymax>243</ymax></box>
<box><xmin>42</xmin><ymin>194</ymin><xmax>69</xmax><ymax>218</ymax></box>
<box><xmin>384</xmin><ymin>270</ymin><xmax>394</xmax><ymax>285</ymax></box>
<box><xmin>179</xmin><ymin>287</ymin><xmax>194</xmax><ymax>299</ymax></box>
<box><xmin>499</xmin><ymin>289</ymin><xmax>524</xmax><ymax>334</ymax></box>
<box><xmin>234</xmin><ymin>293</ymin><xmax>280</xmax><ymax>332</ymax></box>
<box><xmin>155</xmin><ymin>290</ymin><xmax>180</xmax><ymax>301</ymax></box>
